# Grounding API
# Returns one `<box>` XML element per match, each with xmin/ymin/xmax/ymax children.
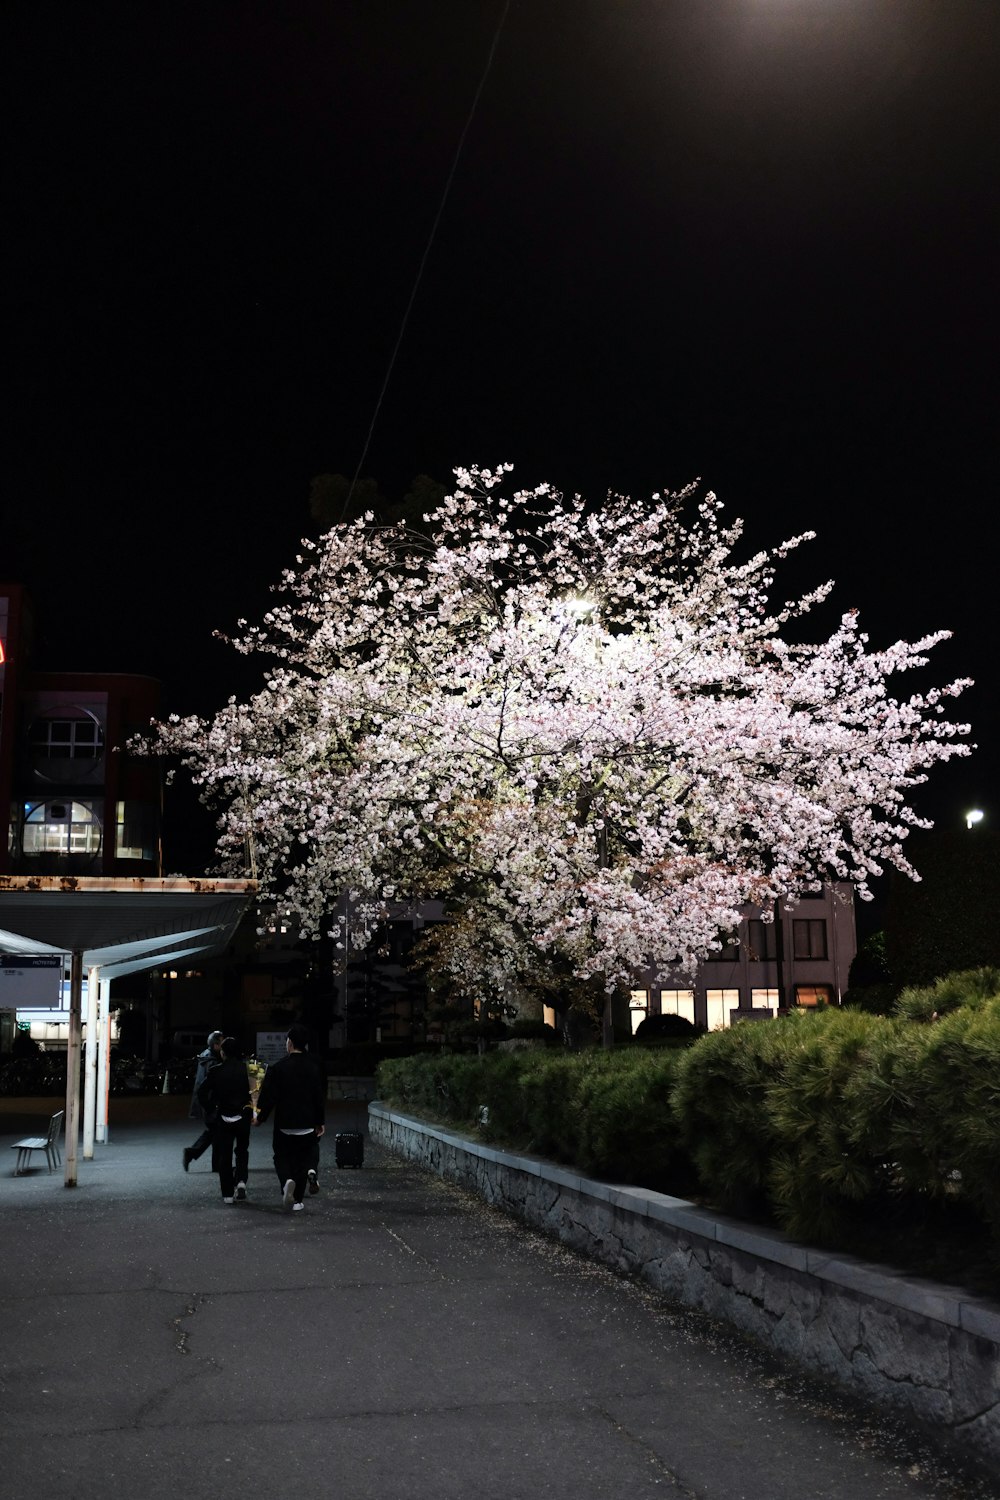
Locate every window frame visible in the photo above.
<box><xmin>792</xmin><ymin>918</ymin><xmax>828</xmax><ymax>960</ymax></box>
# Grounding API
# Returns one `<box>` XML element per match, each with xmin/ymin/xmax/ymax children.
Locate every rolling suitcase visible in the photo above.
<box><xmin>335</xmin><ymin>1130</ymin><xmax>364</xmax><ymax>1169</ymax></box>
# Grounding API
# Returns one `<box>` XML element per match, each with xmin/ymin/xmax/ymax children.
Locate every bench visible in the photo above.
<box><xmin>11</xmin><ymin>1110</ymin><xmax>64</xmax><ymax>1175</ymax></box>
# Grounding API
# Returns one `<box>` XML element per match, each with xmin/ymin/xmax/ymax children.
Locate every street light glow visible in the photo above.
<box><xmin>966</xmin><ymin>809</ymin><xmax>984</xmax><ymax>830</ymax></box>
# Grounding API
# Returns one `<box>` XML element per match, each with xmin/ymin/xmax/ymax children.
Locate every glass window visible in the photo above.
<box><xmin>659</xmin><ymin>988</ymin><xmax>695</xmax><ymax>1024</ymax></box>
<box><xmin>115</xmin><ymin>801</ymin><xmax>155</xmax><ymax>861</ymax></box>
<box><xmin>713</xmin><ymin>934</ymin><xmax>740</xmax><ymax>961</ymax></box>
<box><xmin>29</xmin><ymin>714</ymin><xmax>105</xmax><ymax>760</ymax></box>
<box><xmin>23</xmin><ymin>800</ymin><xmax>102</xmax><ymax>857</ymax></box>
<box><xmin>705</xmin><ymin>989</ymin><xmax>740</xmax><ymax>1030</ymax></box>
<box><xmin>746</xmin><ymin>919</ymin><xmax>776</xmax><ymax>961</ymax></box>
<box><xmin>751</xmin><ymin>988</ymin><xmax>779</xmax><ymax>1013</ymax></box>
<box><xmin>793</xmin><ymin>919</ymin><xmax>827</xmax><ymax>960</ymax></box>
<box><xmin>629</xmin><ymin>989</ymin><xmax>649</xmax><ymax>1035</ymax></box>
<box><xmin>795</xmin><ymin>984</ymin><xmax>834</xmax><ymax>1009</ymax></box>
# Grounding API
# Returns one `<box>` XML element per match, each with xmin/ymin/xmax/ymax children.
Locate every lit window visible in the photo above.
<box><xmin>751</xmin><ymin>988</ymin><xmax>779</xmax><ymax>1013</ymax></box>
<box><xmin>705</xmin><ymin>988</ymin><xmax>740</xmax><ymax>1030</ymax></box>
<box><xmin>23</xmin><ymin>800</ymin><xmax>102</xmax><ymax>857</ymax></box>
<box><xmin>629</xmin><ymin>988</ymin><xmax>649</xmax><ymax>1034</ymax></box>
<box><xmin>659</xmin><ymin>988</ymin><xmax>695</xmax><ymax>1024</ymax></box>
<box><xmin>795</xmin><ymin>984</ymin><xmax>834</xmax><ymax>1009</ymax></box>
<box><xmin>115</xmin><ymin>801</ymin><xmax>155</xmax><ymax>861</ymax></box>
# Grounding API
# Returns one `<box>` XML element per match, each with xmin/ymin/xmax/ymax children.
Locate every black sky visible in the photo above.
<box><xmin>6</xmin><ymin>0</ymin><xmax>998</xmax><ymax>858</ymax></box>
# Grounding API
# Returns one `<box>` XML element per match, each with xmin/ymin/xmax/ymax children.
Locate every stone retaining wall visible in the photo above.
<box><xmin>369</xmin><ymin>1101</ymin><xmax>1000</xmax><ymax>1476</ymax></box>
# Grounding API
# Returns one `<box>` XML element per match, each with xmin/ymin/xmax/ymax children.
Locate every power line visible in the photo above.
<box><xmin>340</xmin><ymin>0</ymin><xmax>511</xmax><ymax>521</ymax></box>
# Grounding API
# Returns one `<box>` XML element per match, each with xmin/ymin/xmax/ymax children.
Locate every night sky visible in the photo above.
<box><xmin>7</xmin><ymin>1</ymin><xmax>998</xmax><ymax>875</ymax></box>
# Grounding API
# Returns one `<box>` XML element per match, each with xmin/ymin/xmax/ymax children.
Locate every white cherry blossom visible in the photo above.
<box><xmin>138</xmin><ymin>465</ymin><xmax>971</xmax><ymax>998</ymax></box>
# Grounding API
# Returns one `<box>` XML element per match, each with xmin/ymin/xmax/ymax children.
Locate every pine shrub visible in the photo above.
<box><xmin>765</xmin><ymin>1009</ymin><xmax>889</xmax><ymax>1243</ymax></box>
<box><xmin>671</xmin><ymin>1017</ymin><xmax>793</xmax><ymax>1217</ymax></box>
<box><xmin>849</xmin><ymin>998</ymin><xmax>1000</xmax><ymax>1237</ymax></box>
<box><xmin>893</xmin><ymin>965</ymin><xmax>1000</xmax><ymax>1023</ymax></box>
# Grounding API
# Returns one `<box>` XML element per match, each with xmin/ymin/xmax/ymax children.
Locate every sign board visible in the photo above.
<box><xmin>255</xmin><ymin>1031</ymin><xmax>287</xmax><ymax>1066</ymax></box>
<box><xmin>0</xmin><ymin>956</ymin><xmax>63</xmax><ymax>1009</ymax></box>
<box><xmin>18</xmin><ymin>977</ymin><xmax>91</xmax><ymax>1026</ymax></box>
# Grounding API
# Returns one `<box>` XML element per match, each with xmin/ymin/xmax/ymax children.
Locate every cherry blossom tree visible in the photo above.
<box><xmin>143</xmin><ymin>464</ymin><xmax>971</xmax><ymax>1012</ymax></box>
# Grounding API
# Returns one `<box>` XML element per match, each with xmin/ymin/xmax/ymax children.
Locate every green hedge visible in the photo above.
<box><xmin>376</xmin><ymin>969</ymin><xmax>1000</xmax><ymax>1292</ymax></box>
<box><xmin>377</xmin><ymin>1047</ymin><xmax>693</xmax><ymax>1194</ymax></box>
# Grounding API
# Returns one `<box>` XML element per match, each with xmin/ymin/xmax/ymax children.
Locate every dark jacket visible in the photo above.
<box><xmin>198</xmin><ymin>1057</ymin><xmax>252</xmax><ymax>1121</ymax></box>
<box><xmin>255</xmin><ymin>1051</ymin><xmax>325</xmax><ymax>1133</ymax></box>
<box><xmin>189</xmin><ymin>1046</ymin><xmax>219</xmax><ymax>1122</ymax></box>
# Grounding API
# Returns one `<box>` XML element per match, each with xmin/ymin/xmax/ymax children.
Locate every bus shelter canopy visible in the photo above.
<box><xmin>0</xmin><ymin>876</ymin><xmax>257</xmax><ymax>971</ymax></box>
<box><xmin>0</xmin><ymin>876</ymin><xmax>259</xmax><ymax>1187</ymax></box>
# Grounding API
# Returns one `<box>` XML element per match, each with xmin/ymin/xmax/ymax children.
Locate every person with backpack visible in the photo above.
<box><xmin>197</xmin><ymin>1036</ymin><xmax>254</xmax><ymax>1203</ymax></box>
<box><xmin>182</xmin><ymin>1030</ymin><xmax>223</xmax><ymax>1171</ymax></box>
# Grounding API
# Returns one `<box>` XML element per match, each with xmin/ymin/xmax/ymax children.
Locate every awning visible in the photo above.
<box><xmin>0</xmin><ymin>875</ymin><xmax>258</xmax><ymax>1186</ymax></box>
<box><xmin>0</xmin><ymin>876</ymin><xmax>257</xmax><ymax>968</ymax></box>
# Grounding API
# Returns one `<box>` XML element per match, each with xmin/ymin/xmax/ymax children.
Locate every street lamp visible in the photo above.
<box><xmin>965</xmin><ymin>809</ymin><xmax>984</xmax><ymax>830</ymax></box>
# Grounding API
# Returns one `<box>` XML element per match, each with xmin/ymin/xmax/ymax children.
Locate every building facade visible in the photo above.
<box><xmin>0</xmin><ymin>585</ymin><xmax>163</xmax><ymax>879</ymax></box>
<box><xmin>333</xmin><ymin>886</ymin><xmax>857</xmax><ymax>1046</ymax></box>
<box><xmin>626</xmin><ymin>884</ymin><xmax>857</xmax><ymax>1033</ymax></box>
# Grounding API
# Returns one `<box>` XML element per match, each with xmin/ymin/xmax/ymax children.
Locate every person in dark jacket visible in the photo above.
<box><xmin>183</xmin><ymin>1030</ymin><xmax>223</xmax><ymax>1171</ymax></box>
<box><xmin>254</xmin><ymin>1023</ymin><xmax>325</xmax><ymax>1212</ymax></box>
<box><xmin>197</xmin><ymin>1036</ymin><xmax>253</xmax><ymax>1203</ymax></box>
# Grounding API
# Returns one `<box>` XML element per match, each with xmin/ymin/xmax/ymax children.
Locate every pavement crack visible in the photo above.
<box><xmin>593</xmin><ymin>1406</ymin><xmax>700</xmax><ymax>1497</ymax></box>
<box><xmin>171</xmin><ymin>1292</ymin><xmax>206</xmax><ymax>1355</ymax></box>
<box><xmin>380</xmin><ymin>1222</ymin><xmax>441</xmax><ymax>1273</ymax></box>
<box><xmin>383</xmin><ymin>1225</ymin><xmax>417</xmax><ymax>1255</ymax></box>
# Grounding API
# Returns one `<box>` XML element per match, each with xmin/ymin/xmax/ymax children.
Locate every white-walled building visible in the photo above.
<box><xmin>625</xmin><ymin>883</ymin><xmax>857</xmax><ymax>1033</ymax></box>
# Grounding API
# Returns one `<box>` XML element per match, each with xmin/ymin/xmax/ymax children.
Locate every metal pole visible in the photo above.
<box><xmin>83</xmin><ymin>965</ymin><xmax>99</xmax><ymax>1158</ymax></box>
<box><xmin>773</xmin><ymin>898</ymin><xmax>788</xmax><ymax>1012</ymax></box>
<box><xmin>64</xmin><ymin>949</ymin><xmax>83</xmax><ymax>1187</ymax></box>
<box><xmin>96</xmin><ymin>977</ymin><xmax>111</xmax><ymax>1143</ymax></box>
<box><xmin>597</xmin><ymin>823</ymin><xmax>614</xmax><ymax>1050</ymax></box>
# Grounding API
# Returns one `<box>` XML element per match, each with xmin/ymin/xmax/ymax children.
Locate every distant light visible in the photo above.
<box><xmin>563</xmin><ymin>596</ymin><xmax>596</xmax><ymax>616</ymax></box>
<box><xmin>966</xmin><ymin>809</ymin><xmax>984</xmax><ymax>830</ymax></box>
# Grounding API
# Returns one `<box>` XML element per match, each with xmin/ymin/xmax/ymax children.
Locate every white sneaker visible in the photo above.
<box><xmin>292</xmin><ymin>1201</ymin><xmax>304</xmax><ymax>1212</ymax></box>
<box><xmin>282</xmin><ymin>1178</ymin><xmax>296</xmax><ymax>1210</ymax></box>
<box><xmin>234</xmin><ymin>1183</ymin><xmax>247</xmax><ymax>1202</ymax></box>
<box><xmin>222</xmin><ymin>1196</ymin><xmax>235</xmax><ymax>1205</ymax></box>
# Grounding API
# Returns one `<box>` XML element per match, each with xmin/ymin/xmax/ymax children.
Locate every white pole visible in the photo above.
<box><xmin>83</xmin><ymin>965</ymin><xmax>99</xmax><ymax>1158</ymax></box>
<box><xmin>64</xmin><ymin>950</ymin><xmax>83</xmax><ymax>1188</ymax></box>
<box><xmin>96</xmin><ymin>977</ymin><xmax>111</xmax><ymax>1144</ymax></box>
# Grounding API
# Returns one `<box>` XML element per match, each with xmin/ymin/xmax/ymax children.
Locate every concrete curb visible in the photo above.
<box><xmin>369</xmin><ymin>1101</ymin><xmax>1000</xmax><ymax>1477</ymax></box>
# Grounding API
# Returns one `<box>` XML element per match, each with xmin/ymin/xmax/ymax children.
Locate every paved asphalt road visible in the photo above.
<box><xmin>0</xmin><ymin>1099</ymin><xmax>996</xmax><ymax>1500</ymax></box>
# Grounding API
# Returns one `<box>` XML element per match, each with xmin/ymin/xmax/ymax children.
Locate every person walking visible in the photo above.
<box><xmin>197</xmin><ymin>1036</ymin><xmax>253</xmax><ymax>1203</ymax></box>
<box><xmin>253</xmin><ymin>1024</ymin><xmax>325</xmax><ymax>1212</ymax></box>
<box><xmin>183</xmin><ymin>1030</ymin><xmax>223</xmax><ymax>1171</ymax></box>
